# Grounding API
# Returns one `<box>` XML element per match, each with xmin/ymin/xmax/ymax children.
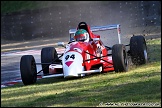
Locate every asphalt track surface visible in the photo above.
<box><xmin>1</xmin><ymin>36</ymin><xmax>67</xmax><ymax>86</ymax></box>
<box><xmin>1</xmin><ymin>53</ymin><xmax>41</xmax><ymax>87</ymax></box>
<box><xmin>1</xmin><ymin>47</ymin><xmax>65</xmax><ymax>88</ymax></box>
<box><xmin>1</xmin><ymin>33</ymin><xmax>161</xmax><ymax>88</ymax></box>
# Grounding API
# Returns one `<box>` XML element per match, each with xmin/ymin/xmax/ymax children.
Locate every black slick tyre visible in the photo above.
<box><xmin>41</xmin><ymin>47</ymin><xmax>59</xmax><ymax>75</ymax></box>
<box><xmin>130</xmin><ymin>36</ymin><xmax>147</xmax><ymax>65</ymax></box>
<box><xmin>20</xmin><ymin>55</ymin><xmax>37</xmax><ymax>85</ymax></box>
<box><xmin>112</xmin><ymin>44</ymin><xmax>128</xmax><ymax>72</ymax></box>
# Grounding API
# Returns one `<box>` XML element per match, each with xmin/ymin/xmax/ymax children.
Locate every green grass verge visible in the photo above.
<box><xmin>1</xmin><ymin>38</ymin><xmax>161</xmax><ymax>107</ymax></box>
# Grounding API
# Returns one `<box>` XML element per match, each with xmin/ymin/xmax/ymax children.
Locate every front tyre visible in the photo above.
<box><xmin>41</xmin><ymin>47</ymin><xmax>59</xmax><ymax>75</ymax></box>
<box><xmin>20</xmin><ymin>55</ymin><xmax>37</xmax><ymax>85</ymax></box>
<box><xmin>130</xmin><ymin>36</ymin><xmax>147</xmax><ymax>65</ymax></box>
<box><xmin>112</xmin><ymin>44</ymin><xmax>128</xmax><ymax>72</ymax></box>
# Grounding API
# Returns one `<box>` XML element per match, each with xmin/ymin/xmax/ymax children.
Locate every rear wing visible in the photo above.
<box><xmin>69</xmin><ymin>24</ymin><xmax>121</xmax><ymax>44</ymax></box>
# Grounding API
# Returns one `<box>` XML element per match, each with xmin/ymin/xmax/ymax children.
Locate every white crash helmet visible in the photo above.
<box><xmin>74</xmin><ymin>29</ymin><xmax>89</xmax><ymax>42</ymax></box>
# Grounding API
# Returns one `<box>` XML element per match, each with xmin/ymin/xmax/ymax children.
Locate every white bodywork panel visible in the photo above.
<box><xmin>62</xmin><ymin>51</ymin><xmax>84</xmax><ymax>78</ymax></box>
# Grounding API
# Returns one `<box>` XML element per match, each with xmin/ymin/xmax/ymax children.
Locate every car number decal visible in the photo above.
<box><xmin>65</xmin><ymin>54</ymin><xmax>75</xmax><ymax>61</ymax></box>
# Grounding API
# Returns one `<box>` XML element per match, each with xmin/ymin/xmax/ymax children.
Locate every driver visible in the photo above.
<box><xmin>74</xmin><ymin>29</ymin><xmax>90</xmax><ymax>42</ymax></box>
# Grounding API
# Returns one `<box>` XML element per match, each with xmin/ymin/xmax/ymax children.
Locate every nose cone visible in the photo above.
<box><xmin>62</xmin><ymin>51</ymin><xmax>84</xmax><ymax>78</ymax></box>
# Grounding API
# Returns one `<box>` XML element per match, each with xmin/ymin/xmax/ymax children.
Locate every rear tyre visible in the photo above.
<box><xmin>112</xmin><ymin>44</ymin><xmax>128</xmax><ymax>72</ymax></box>
<box><xmin>130</xmin><ymin>36</ymin><xmax>147</xmax><ymax>65</ymax></box>
<box><xmin>20</xmin><ymin>55</ymin><xmax>37</xmax><ymax>85</ymax></box>
<box><xmin>41</xmin><ymin>47</ymin><xmax>59</xmax><ymax>75</ymax></box>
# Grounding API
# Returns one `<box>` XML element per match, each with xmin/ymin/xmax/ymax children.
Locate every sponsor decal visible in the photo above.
<box><xmin>65</xmin><ymin>61</ymin><xmax>73</xmax><ymax>67</ymax></box>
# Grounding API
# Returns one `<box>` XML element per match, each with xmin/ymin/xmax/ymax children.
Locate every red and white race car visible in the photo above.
<box><xmin>20</xmin><ymin>22</ymin><xmax>148</xmax><ymax>85</ymax></box>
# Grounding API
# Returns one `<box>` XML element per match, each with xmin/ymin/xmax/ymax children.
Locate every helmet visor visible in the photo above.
<box><xmin>74</xmin><ymin>34</ymin><xmax>87</xmax><ymax>41</ymax></box>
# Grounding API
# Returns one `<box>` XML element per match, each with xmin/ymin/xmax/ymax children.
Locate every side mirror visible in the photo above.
<box><xmin>70</xmin><ymin>37</ymin><xmax>75</xmax><ymax>41</ymax></box>
<box><xmin>57</xmin><ymin>42</ymin><xmax>66</xmax><ymax>48</ymax></box>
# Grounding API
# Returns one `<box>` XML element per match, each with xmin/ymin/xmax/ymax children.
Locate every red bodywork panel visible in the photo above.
<box><xmin>67</xmin><ymin>24</ymin><xmax>114</xmax><ymax>72</ymax></box>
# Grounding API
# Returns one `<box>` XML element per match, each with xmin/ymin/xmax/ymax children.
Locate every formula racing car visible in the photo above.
<box><xmin>20</xmin><ymin>22</ymin><xmax>148</xmax><ymax>85</ymax></box>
